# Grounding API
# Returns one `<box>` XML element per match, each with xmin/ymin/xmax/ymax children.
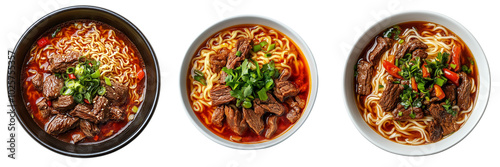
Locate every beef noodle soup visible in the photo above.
<box><xmin>187</xmin><ymin>25</ymin><xmax>310</xmax><ymax>143</ymax></box>
<box><xmin>354</xmin><ymin>21</ymin><xmax>478</xmax><ymax>145</ymax></box>
<box><xmin>22</xmin><ymin>20</ymin><xmax>146</xmax><ymax>144</ymax></box>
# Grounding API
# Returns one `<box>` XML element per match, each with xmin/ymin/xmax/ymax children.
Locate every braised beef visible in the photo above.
<box><xmin>48</xmin><ymin>51</ymin><xmax>81</xmax><ymax>73</ymax></box>
<box><xmin>71</xmin><ymin>133</ymin><xmax>86</xmax><ymax>144</ymax></box>
<box><xmin>391</xmin><ymin>104</ymin><xmax>424</xmax><ymax>121</ymax></box>
<box><xmin>52</xmin><ymin>95</ymin><xmax>75</xmax><ymax>111</ymax></box>
<box><xmin>457</xmin><ymin>72</ymin><xmax>472</xmax><ymax>110</ymax></box>
<box><xmin>368</xmin><ymin>37</ymin><xmax>392</xmax><ymax>64</ymax></box>
<box><xmin>412</xmin><ymin>49</ymin><xmax>428</xmax><ymax>59</ymax></box>
<box><xmin>212</xmin><ymin>105</ymin><xmax>225</xmax><ymax>128</ymax></box>
<box><xmin>243</xmin><ymin>107</ymin><xmax>265</xmax><ymax>135</ymax></box>
<box><xmin>32</xmin><ymin>73</ymin><xmax>43</xmax><ymax>91</ymax></box>
<box><xmin>42</xmin><ymin>75</ymin><xmax>64</xmax><ymax>100</ymax></box>
<box><xmin>356</xmin><ymin>60</ymin><xmax>374</xmax><ymax>95</ymax></box>
<box><xmin>273</xmin><ymin>69</ymin><xmax>300</xmax><ymax>102</ymax></box>
<box><xmin>380</xmin><ymin>80</ymin><xmax>404</xmax><ymax>112</ymax></box>
<box><xmin>396</xmin><ymin>38</ymin><xmax>428</xmax><ymax>59</ymax></box>
<box><xmin>443</xmin><ymin>84</ymin><xmax>457</xmax><ymax>105</ymax></box>
<box><xmin>429</xmin><ymin>103</ymin><xmax>458</xmax><ymax>136</ymax></box>
<box><xmin>265</xmin><ymin>115</ymin><xmax>278</xmax><ymax>139</ymax></box>
<box><xmin>80</xmin><ymin>119</ymin><xmax>100</xmax><ymax>137</ymax></box>
<box><xmin>210</xmin><ymin>48</ymin><xmax>230</xmax><ymax>73</ymax></box>
<box><xmin>428</xmin><ymin>119</ymin><xmax>443</xmax><ymax>142</ymax></box>
<box><xmin>101</xmin><ymin>80</ymin><xmax>129</xmax><ymax>106</ymax></box>
<box><xmin>69</xmin><ymin>104</ymin><xmax>96</xmax><ymax>122</ymax></box>
<box><xmin>109</xmin><ymin>106</ymin><xmax>125</xmax><ymax>121</ymax></box>
<box><xmin>91</xmin><ymin>96</ymin><xmax>109</xmax><ymax>123</ymax></box>
<box><xmin>46</xmin><ymin>114</ymin><xmax>79</xmax><ymax>135</ymax></box>
<box><xmin>226</xmin><ymin>38</ymin><xmax>251</xmax><ymax>69</ymax></box>
<box><xmin>285</xmin><ymin>96</ymin><xmax>305</xmax><ymax>123</ymax></box>
<box><xmin>254</xmin><ymin>93</ymin><xmax>285</xmax><ymax>115</ymax></box>
<box><xmin>36</xmin><ymin>98</ymin><xmax>52</xmax><ymax>119</ymax></box>
<box><xmin>210</xmin><ymin>85</ymin><xmax>236</xmax><ymax>106</ymax></box>
<box><xmin>224</xmin><ymin>105</ymin><xmax>247</xmax><ymax>135</ymax></box>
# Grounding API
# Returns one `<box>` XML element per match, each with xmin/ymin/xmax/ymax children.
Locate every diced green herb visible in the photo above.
<box><xmin>193</xmin><ymin>70</ymin><xmax>206</xmax><ymax>86</ymax></box>
<box><xmin>132</xmin><ymin>106</ymin><xmax>139</xmax><ymax>113</ymax></box>
<box><xmin>462</xmin><ymin>65</ymin><xmax>471</xmax><ymax>74</ymax></box>
<box><xmin>398</xmin><ymin>111</ymin><xmax>403</xmax><ymax>117</ymax></box>
<box><xmin>450</xmin><ymin>63</ymin><xmax>457</xmax><ymax>69</ymax></box>
<box><xmin>266</xmin><ymin>53</ymin><xmax>272</xmax><ymax>57</ymax></box>
<box><xmin>383</xmin><ymin>25</ymin><xmax>402</xmax><ymax>40</ymax></box>
<box><xmin>51</xmin><ymin>27</ymin><xmax>61</xmax><ymax>38</ymax></box>
<box><xmin>435</xmin><ymin>77</ymin><xmax>446</xmax><ymax>87</ymax></box>
<box><xmin>399</xmin><ymin>39</ymin><xmax>404</xmax><ymax>44</ymax></box>
<box><xmin>267</xmin><ymin>44</ymin><xmax>276</xmax><ymax>51</ymax></box>
<box><xmin>253</xmin><ymin>45</ymin><xmax>261</xmax><ymax>52</ymax></box>
<box><xmin>236</xmin><ymin>51</ymin><xmax>242</xmax><ymax>57</ymax></box>
<box><xmin>409</xmin><ymin>111</ymin><xmax>416</xmax><ymax>119</ymax></box>
<box><xmin>259</xmin><ymin>41</ymin><xmax>268</xmax><ymax>47</ymax></box>
<box><xmin>378</xmin><ymin>85</ymin><xmax>384</xmax><ymax>89</ymax></box>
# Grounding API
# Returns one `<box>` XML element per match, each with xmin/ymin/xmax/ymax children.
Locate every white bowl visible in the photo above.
<box><xmin>180</xmin><ymin>16</ymin><xmax>318</xmax><ymax>149</ymax></box>
<box><xmin>343</xmin><ymin>11</ymin><xmax>490</xmax><ymax>156</ymax></box>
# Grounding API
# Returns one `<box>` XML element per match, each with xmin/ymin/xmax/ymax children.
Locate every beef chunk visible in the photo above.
<box><xmin>285</xmin><ymin>96</ymin><xmax>305</xmax><ymax>123</ymax></box>
<box><xmin>109</xmin><ymin>106</ymin><xmax>124</xmax><ymax>121</ymax></box>
<box><xmin>265</xmin><ymin>115</ymin><xmax>278</xmax><ymax>139</ymax></box>
<box><xmin>224</xmin><ymin>105</ymin><xmax>247</xmax><ymax>135</ymax></box>
<box><xmin>368</xmin><ymin>37</ymin><xmax>392</xmax><ymax>64</ymax></box>
<box><xmin>91</xmin><ymin>96</ymin><xmax>109</xmax><ymax>123</ymax></box>
<box><xmin>32</xmin><ymin>73</ymin><xmax>43</xmax><ymax>91</ymax></box>
<box><xmin>46</xmin><ymin>114</ymin><xmax>79</xmax><ymax>135</ymax></box>
<box><xmin>37</xmin><ymin>98</ymin><xmax>52</xmax><ymax>119</ymax></box>
<box><xmin>273</xmin><ymin>69</ymin><xmax>300</xmax><ymax>102</ymax></box>
<box><xmin>71</xmin><ymin>133</ymin><xmax>86</xmax><ymax>144</ymax></box>
<box><xmin>226</xmin><ymin>38</ymin><xmax>251</xmax><ymax>69</ymax></box>
<box><xmin>356</xmin><ymin>60</ymin><xmax>374</xmax><ymax>95</ymax></box>
<box><xmin>210</xmin><ymin>48</ymin><xmax>230</xmax><ymax>73</ymax></box>
<box><xmin>457</xmin><ymin>72</ymin><xmax>472</xmax><ymax>110</ymax></box>
<box><xmin>69</xmin><ymin>104</ymin><xmax>94</xmax><ymax>121</ymax></box>
<box><xmin>52</xmin><ymin>95</ymin><xmax>75</xmax><ymax>111</ymax></box>
<box><xmin>48</xmin><ymin>51</ymin><xmax>81</xmax><ymax>73</ymax></box>
<box><xmin>101</xmin><ymin>80</ymin><xmax>129</xmax><ymax>106</ymax></box>
<box><xmin>243</xmin><ymin>107</ymin><xmax>265</xmax><ymax>135</ymax></box>
<box><xmin>396</xmin><ymin>38</ymin><xmax>428</xmax><ymax>59</ymax></box>
<box><xmin>379</xmin><ymin>80</ymin><xmax>404</xmax><ymax>112</ymax></box>
<box><xmin>254</xmin><ymin>93</ymin><xmax>285</xmax><ymax>115</ymax></box>
<box><xmin>212</xmin><ymin>106</ymin><xmax>225</xmax><ymax>127</ymax></box>
<box><xmin>429</xmin><ymin>103</ymin><xmax>458</xmax><ymax>136</ymax></box>
<box><xmin>80</xmin><ymin>119</ymin><xmax>100</xmax><ymax>137</ymax></box>
<box><xmin>43</xmin><ymin>75</ymin><xmax>64</xmax><ymax>100</ymax></box>
<box><xmin>428</xmin><ymin>119</ymin><xmax>443</xmax><ymax>142</ymax></box>
<box><xmin>412</xmin><ymin>49</ymin><xmax>428</xmax><ymax>59</ymax></box>
<box><xmin>210</xmin><ymin>85</ymin><xmax>235</xmax><ymax>106</ymax></box>
<box><xmin>443</xmin><ymin>84</ymin><xmax>457</xmax><ymax>105</ymax></box>
<box><xmin>391</xmin><ymin>104</ymin><xmax>424</xmax><ymax>121</ymax></box>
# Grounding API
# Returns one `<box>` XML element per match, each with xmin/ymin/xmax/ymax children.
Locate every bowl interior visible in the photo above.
<box><xmin>343</xmin><ymin>11</ymin><xmax>490</xmax><ymax>156</ymax></box>
<box><xmin>11</xmin><ymin>6</ymin><xmax>159</xmax><ymax>157</ymax></box>
<box><xmin>180</xmin><ymin>16</ymin><xmax>318</xmax><ymax>149</ymax></box>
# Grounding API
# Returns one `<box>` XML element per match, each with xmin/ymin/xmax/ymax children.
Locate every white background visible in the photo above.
<box><xmin>1</xmin><ymin>0</ymin><xmax>499</xmax><ymax>166</ymax></box>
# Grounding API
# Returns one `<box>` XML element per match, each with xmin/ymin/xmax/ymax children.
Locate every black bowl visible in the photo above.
<box><xmin>8</xmin><ymin>5</ymin><xmax>160</xmax><ymax>157</ymax></box>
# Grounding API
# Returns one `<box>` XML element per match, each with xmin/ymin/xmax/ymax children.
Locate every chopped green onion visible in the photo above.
<box><xmin>63</xmin><ymin>88</ymin><xmax>74</xmax><ymax>95</ymax></box>
<box><xmin>435</xmin><ymin>77</ymin><xmax>445</xmax><ymax>87</ymax></box>
<box><xmin>104</xmin><ymin>76</ymin><xmax>112</xmax><ymax>86</ymax></box>
<box><xmin>257</xmin><ymin>88</ymin><xmax>268</xmax><ymax>101</ymax></box>
<box><xmin>66</xmin><ymin>67</ymin><xmax>75</xmax><ymax>74</ymax></box>
<box><xmin>91</xmin><ymin>69</ymin><xmax>100</xmax><ymax>78</ymax></box>
<box><xmin>398</xmin><ymin>111</ymin><xmax>402</xmax><ymax>116</ymax></box>
<box><xmin>450</xmin><ymin>64</ymin><xmax>456</xmax><ymax>69</ymax></box>
<box><xmin>235</xmin><ymin>51</ymin><xmax>242</xmax><ymax>57</ymax></box>
<box><xmin>242</xmin><ymin>100</ymin><xmax>252</xmax><ymax>108</ymax></box>
<box><xmin>259</xmin><ymin>41</ymin><xmax>268</xmax><ymax>47</ymax></box>
<box><xmin>132</xmin><ymin>106</ymin><xmax>139</xmax><ymax>113</ymax></box>
<box><xmin>267</xmin><ymin>44</ymin><xmax>275</xmax><ymax>51</ymax></box>
<box><xmin>253</xmin><ymin>45</ymin><xmax>261</xmax><ymax>52</ymax></box>
<box><xmin>73</xmin><ymin>93</ymin><xmax>83</xmax><ymax>103</ymax></box>
<box><xmin>97</xmin><ymin>86</ymin><xmax>106</xmax><ymax>96</ymax></box>
<box><xmin>51</xmin><ymin>27</ymin><xmax>61</xmax><ymax>38</ymax></box>
<box><xmin>409</xmin><ymin>111</ymin><xmax>415</xmax><ymax>119</ymax></box>
<box><xmin>462</xmin><ymin>65</ymin><xmax>471</xmax><ymax>74</ymax></box>
<box><xmin>398</xmin><ymin>39</ymin><xmax>404</xmax><ymax>44</ymax></box>
<box><xmin>266</xmin><ymin>53</ymin><xmax>272</xmax><ymax>57</ymax></box>
<box><xmin>378</xmin><ymin>85</ymin><xmax>384</xmax><ymax>89</ymax></box>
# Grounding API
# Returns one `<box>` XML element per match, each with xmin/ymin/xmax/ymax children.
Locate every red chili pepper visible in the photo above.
<box><xmin>422</xmin><ymin>62</ymin><xmax>430</xmax><ymax>78</ymax></box>
<box><xmin>93</xmin><ymin>135</ymin><xmax>99</xmax><ymax>141</ymax></box>
<box><xmin>434</xmin><ymin>84</ymin><xmax>446</xmax><ymax>100</ymax></box>
<box><xmin>37</xmin><ymin>37</ymin><xmax>49</xmax><ymax>48</ymax></box>
<box><xmin>382</xmin><ymin>60</ymin><xmax>403</xmax><ymax>79</ymax></box>
<box><xmin>450</xmin><ymin>45</ymin><xmax>462</xmax><ymax>72</ymax></box>
<box><xmin>89</xmin><ymin>63</ymin><xmax>93</xmax><ymax>67</ymax></box>
<box><xmin>84</xmin><ymin>99</ymin><xmax>90</xmax><ymax>104</ymax></box>
<box><xmin>68</xmin><ymin>73</ymin><xmax>76</xmax><ymax>80</ymax></box>
<box><xmin>47</xmin><ymin>100</ymin><xmax>52</xmax><ymax>107</ymax></box>
<box><xmin>137</xmin><ymin>68</ymin><xmax>145</xmax><ymax>80</ymax></box>
<box><xmin>443</xmin><ymin>68</ymin><xmax>459</xmax><ymax>86</ymax></box>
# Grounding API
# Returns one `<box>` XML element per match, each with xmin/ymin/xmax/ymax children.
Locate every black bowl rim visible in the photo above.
<box><xmin>10</xmin><ymin>5</ymin><xmax>160</xmax><ymax>157</ymax></box>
